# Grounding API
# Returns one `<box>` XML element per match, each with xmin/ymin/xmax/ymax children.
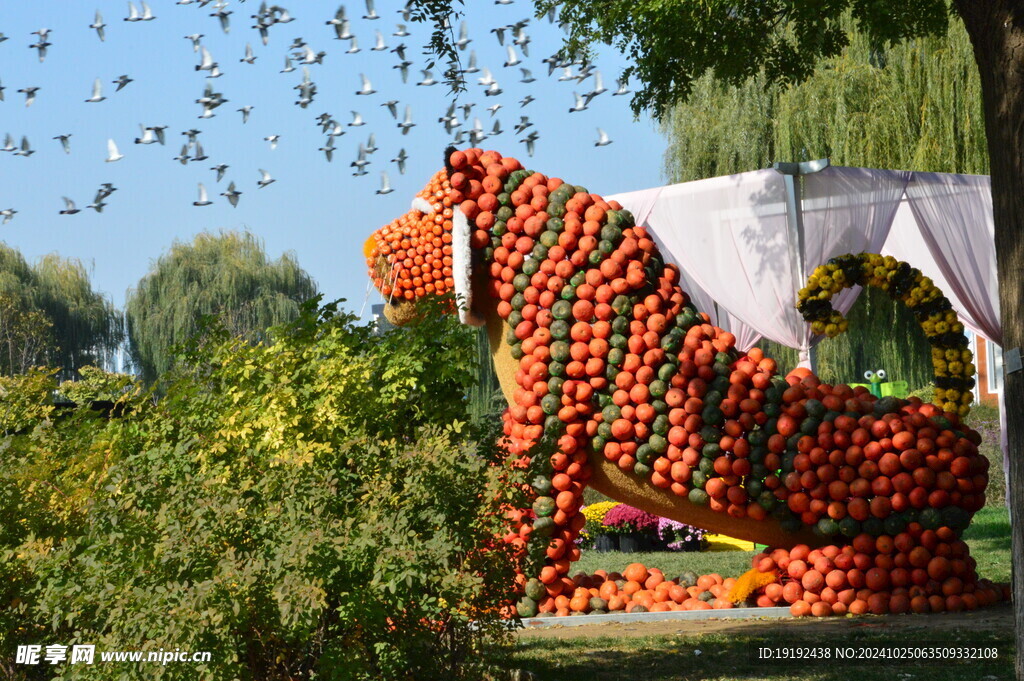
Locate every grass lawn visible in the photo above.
<box><xmin>574</xmin><ymin>549</ymin><xmax>756</xmax><ymax>581</ymax></box>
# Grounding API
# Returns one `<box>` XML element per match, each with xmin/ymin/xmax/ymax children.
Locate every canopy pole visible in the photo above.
<box><xmin>773</xmin><ymin>159</ymin><xmax>830</xmax><ymax>375</ymax></box>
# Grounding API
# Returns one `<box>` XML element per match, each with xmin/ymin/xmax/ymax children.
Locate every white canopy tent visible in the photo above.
<box><xmin>608</xmin><ymin>165</ymin><xmax>1007</xmax><ymax>488</ymax></box>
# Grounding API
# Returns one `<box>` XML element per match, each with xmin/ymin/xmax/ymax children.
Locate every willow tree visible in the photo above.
<box><xmin>125</xmin><ymin>231</ymin><xmax>318</xmax><ymax>384</ymax></box>
<box><xmin>658</xmin><ymin>17</ymin><xmax>983</xmax><ymax>391</ymax></box>
<box><xmin>663</xmin><ymin>18</ymin><xmax>987</xmax><ymax>180</ymax></box>
<box><xmin>0</xmin><ymin>244</ymin><xmax>122</xmax><ymax>379</ymax></box>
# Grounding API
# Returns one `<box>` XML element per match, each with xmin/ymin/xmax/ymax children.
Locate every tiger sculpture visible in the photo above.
<box><xmin>363</xmin><ymin>146</ymin><xmax>1005</xmax><ymax>617</ymax></box>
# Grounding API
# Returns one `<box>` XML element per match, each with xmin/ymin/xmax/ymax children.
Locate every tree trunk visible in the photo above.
<box><xmin>955</xmin><ymin>2</ymin><xmax>1024</xmax><ymax>677</ymax></box>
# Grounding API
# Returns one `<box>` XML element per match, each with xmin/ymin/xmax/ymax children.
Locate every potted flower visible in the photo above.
<box><xmin>581</xmin><ymin>501</ymin><xmax>620</xmax><ymax>552</ymax></box>
<box><xmin>656</xmin><ymin>518</ymin><xmax>707</xmax><ymax>552</ymax></box>
<box><xmin>601</xmin><ymin>504</ymin><xmax>659</xmax><ymax>553</ymax></box>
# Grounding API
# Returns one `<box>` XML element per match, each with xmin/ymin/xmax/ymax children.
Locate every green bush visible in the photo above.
<box><xmin>1</xmin><ymin>298</ymin><xmax>530</xmax><ymax>681</ymax></box>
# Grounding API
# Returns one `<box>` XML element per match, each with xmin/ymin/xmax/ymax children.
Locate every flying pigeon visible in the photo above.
<box><xmin>105</xmin><ymin>139</ymin><xmax>124</xmax><ymax>162</ymax></box>
<box><xmin>394</xmin><ymin>60</ymin><xmax>412</xmax><ymax>83</ymax></box>
<box><xmin>18</xmin><ymin>86</ymin><xmax>39</xmax><ymax>107</ymax></box>
<box><xmin>196</xmin><ymin>45</ymin><xmax>216</xmax><ymax>71</ymax></box>
<box><xmin>211</xmin><ymin>164</ymin><xmax>228</xmax><ymax>181</ymax></box>
<box><xmin>455</xmin><ymin>20</ymin><xmax>471</xmax><ymax>50</ymax></box>
<box><xmin>86</xmin><ymin>197</ymin><xmax>107</xmax><ymax>213</ymax></box>
<box><xmin>393</xmin><ymin>23</ymin><xmax>409</xmax><ymax>37</ymax></box>
<box><xmin>392</xmin><ymin>148</ymin><xmax>407</xmax><ymax>174</ymax></box>
<box><xmin>95</xmin><ymin>183</ymin><xmax>117</xmax><ymax>201</ymax></box>
<box><xmin>241</xmin><ymin>43</ymin><xmax>256</xmax><ymax>63</ymax></box>
<box><xmin>212</xmin><ymin>5</ymin><xmax>231</xmax><ymax>33</ymax></box>
<box><xmin>91</xmin><ymin>10</ymin><xmax>107</xmax><ymax>40</ymax></box>
<box><xmin>85</xmin><ymin>78</ymin><xmax>106</xmax><ymax>102</ymax></box>
<box><xmin>372</xmin><ymin>30</ymin><xmax>387</xmax><ymax>51</ymax></box>
<box><xmin>398</xmin><ymin>105</ymin><xmax>415</xmax><ymax>135</ymax></box>
<box><xmin>335</xmin><ymin>19</ymin><xmax>354</xmax><ymax>40</ymax></box>
<box><xmin>257</xmin><ymin>168</ymin><xmax>275</xmax><ymax>188</ymax></box>
<box><xmin>264</xmin><ymin>135</ymin><xmax>280</xmax><ymax>150</ymax></box>
<box><xmin>349</xmin><ymin>111</ymin><xmax>365</xmax><ymax>127</ymax></box>
<box><xmin>30</xmin><ymin>36</ymin><xmax>51</xmax><ymax>62</ymax></box>
<box><xmin>417</xmin><ymin>70</ymin><xmax>436</xmax><ymax>86</ymax></box>
<box><xmin>382</xmin><ymin>100</ymin><xmax>399</xmax><ymax>119</ymax></box>
<box><xmin>113</xmin><ymin>75</ymin><xmax>133</xmax><ymax>91</ymax></box>
<box><xmin>185</xmin><ymin>33</ymin><xmax>204</xmax><ymax>51</ymax></box>
<box><xmin>376</xmin><ymin>171</ymin><xmax>393</xmax><ymax>195</ymax></box>
<box><xmin>521</xmin><ymin>131</ymin><xmax>539</xmax><ymax>157</ymax></box>
<box><xmin>194</xmin><ymin>183</ymin><xmax>213</xmax><ymax>206</ymax></box>
<box><xmin>568</xmin><ymin>92</ymin><xmax>588</xmax><ymax>113</ymax></box>
<box><xmin>221</xmin><ymin>181</ymin><xmax>241</xmax><ymax>207</ymax></box>
<box><xmin>13</xmin><ymin>137</ymin><xmax>34</xmax><ymax>157</ymax></box>
<box><xmin>174</xmin><ymin>144</ymin><xmax>190</xmax><ymax>165</ymax></box>
<box><xmin>595</xmin><ymin>128</ymin><xmax>612</xmax><ymax>146</ymax></box>
<box><xmin>319</xmin><ymin>139</ymin><xmax>336</xmax><ymax>162</ymax></box>
<box><xmin>192</xmin><ymin>141</ymin><xmax>208</xmax><ymax>162</ymax></box>
<box><xmin>504</xmin><ymin>44</ymin><xmax>520</xmax><ymax>67</ymax></box>
<box><xmin>327</xmin><ymin>5</ymin><xmax>347</xmax><ymax>38</ymax></box>
<box><xmin>585</xmin><ymin>71</ymin><xmax>608</xmax><ymax>104</ymax></box>
<box><xmin>54</xmin><ymin>134</ymin><xmax>72</xmax><ymax>154</ymax></box>
<box><xmin>238</xmin><ymin>106</ymin><xmax>253</xmax><ymax>123</ymax></box>
<box><xmin>0</xmin><ymin>209</ymin><xmax>16</xmax><ymax>225</ymax></box>
<box><xmin>363</xmin><ymin>0</ymin><xmax>379</xmax><ymax>20</ymax></box>
<box><xmin>60</xmin><ymin>197</ymin><xmax>81</xmax><ymax>215</ymax></box>
<box><xmin>613</xmin><ymin>78</ymin><xmax>631</xmax><ymax>96</ymax></box>
<box><xmin>350</xmin><ymin>143</ymin><xmax>370</xmax><ymax>169</ymax></box>
<box><xmin>356</xmin><ymin>74</ymin><xmax>376</xmax><ymax>95</ymax></box>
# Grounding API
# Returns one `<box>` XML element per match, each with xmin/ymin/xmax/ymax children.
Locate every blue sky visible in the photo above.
<box><xmin>0</xmin><ymin>1</ymin><xmax>667</xmax><ymax>321</ymax></box>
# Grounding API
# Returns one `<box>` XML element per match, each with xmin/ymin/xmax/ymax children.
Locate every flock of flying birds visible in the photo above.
<box><xmin>0</xmin><ymin>0</ymin><xmax>629</xmax><ymax>222</ymax></box>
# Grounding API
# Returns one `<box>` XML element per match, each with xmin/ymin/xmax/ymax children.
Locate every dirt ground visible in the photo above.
<box><xmin>516</xmin><ymin>604</ymin><xmax>1013</xmax><ymax>641</ymax></box>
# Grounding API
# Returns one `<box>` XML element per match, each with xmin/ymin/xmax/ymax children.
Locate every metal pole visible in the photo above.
<box><xmin>773</xmin><ymin>159</ymin><xmax>830</xmax><ymax>375</ymax></box>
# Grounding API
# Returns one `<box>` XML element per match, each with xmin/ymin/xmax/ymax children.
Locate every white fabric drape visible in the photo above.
<box><xmin>797</xmin><ymin>167</ymin><xmax>912</xmax><ymax>365</ymax></box>
<box><xmin>904</xmin><ymin>173</ymin><xmax>1001</xmax><ymax>345</ymax></box>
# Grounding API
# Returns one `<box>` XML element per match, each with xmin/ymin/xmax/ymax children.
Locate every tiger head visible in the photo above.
<box><xmin>364</xmin><ymin>146</ymin><xmax>510</xmax><ymax>327</ymax></box>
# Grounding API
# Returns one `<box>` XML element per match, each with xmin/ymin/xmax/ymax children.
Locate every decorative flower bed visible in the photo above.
<box><xmin>579</xmin><ymin>502</ymin><xmax>706</xmax><ymax>552</ymax></box>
